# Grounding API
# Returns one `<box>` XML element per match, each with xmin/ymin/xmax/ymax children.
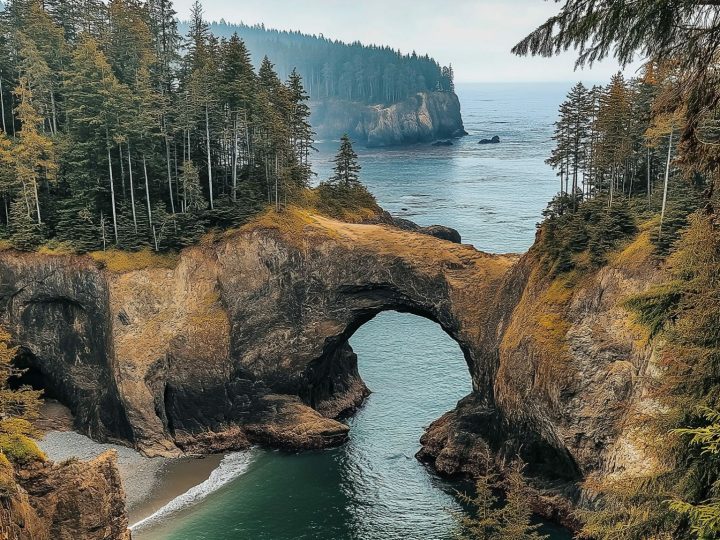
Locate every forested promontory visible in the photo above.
<box><xmin>196</xmin><ymin>19</ymin><xmax>466</xmax><ymax>146</ymax></box>
<box><xmin>192</xmin><ymin>20</ymin><xmax>456</xmax><ymax>104</ymax></box>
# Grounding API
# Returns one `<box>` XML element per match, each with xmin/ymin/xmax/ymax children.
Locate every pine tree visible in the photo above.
<box><xmin>287</xmin><ymin>68</ymin><xmax>315</xmax><ymax>187</ymax></box>
<box><xmin>180</xmin><ymin>159</ymin><xmax>205</xmax><ymax>212</ymax></box>
<box><xmin>595</xmin><ymin>73</ymin><xmax>633</xmax><ymax>206</ymax></box>
<box><xmin>9</xmin><ymin>198</ymin><xmax>44</xmax><ymax>250</ymax></box>
<box><xmin>12</xmin><ymin>79</ymin><xmax>56</xmax><ymax>225</ymax></box>
<box><xmin>454</xmin><ymin>457</ymin><xmax>548</xmax><ymax>540</ymax></box>
<box><xmin>330</xmin><ymin>134</ymin><xmax>361</xmax><ymax>187</ymax></box>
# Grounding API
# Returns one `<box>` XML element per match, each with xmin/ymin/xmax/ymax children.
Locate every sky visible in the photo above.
<box><xmin>173</xmin><ymin>0</ymin><xmax>643</xmax><ymax>84</ymax></box>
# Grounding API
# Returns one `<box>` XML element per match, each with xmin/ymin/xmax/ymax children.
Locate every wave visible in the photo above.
<box><xmin>130</xmin><ymin>451</ymin><xmax>256</xmax><ymax>531</ymax></box>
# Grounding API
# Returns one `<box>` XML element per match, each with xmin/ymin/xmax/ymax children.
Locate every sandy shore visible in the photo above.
<box><xmin>36</xmin><ymin>401</ymin><xmax>224</xmax><ymax>526</ymax></box>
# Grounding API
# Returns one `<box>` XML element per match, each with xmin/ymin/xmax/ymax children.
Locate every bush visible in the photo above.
<box><xmin>0</xmin><ymin>433</ymin><xmax>45</xmax><ymax>465</ymax></box>
<box><xmin>315</xmin><ymin>182</ymin><xmax>379</xmax><ymax>220</ymax></box>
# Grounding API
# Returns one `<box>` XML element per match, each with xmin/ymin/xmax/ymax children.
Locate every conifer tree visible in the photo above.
<box><xmin>330</xmin><ymin>135</ymin><xmax>361</xmax><ymax>187</ymax></box>
<box><xmin>12</xmin><ymin>79</ymin><xmax>56</xmax><ymax>225</ymax></box>
<box><xmin>9</xmin><ymin>198</ymin><xmax>44</xmax><ymax>250</ymax></box>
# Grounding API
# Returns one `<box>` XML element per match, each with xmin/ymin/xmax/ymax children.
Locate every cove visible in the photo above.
<box><xmin>139</xmin><ymin>314</ymin><xmax>462</xmax><ymax>539</ymax></box>
<box><xmin>137</xmin><ymin>312</ymin><xmax>572</xmax><ymax>539</ymax></box>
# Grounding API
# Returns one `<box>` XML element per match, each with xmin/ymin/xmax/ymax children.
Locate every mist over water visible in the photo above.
<box><xmin>137</xmin><ymin>82</ymin><xmax>572</xmax><ymax>540</ymax></box>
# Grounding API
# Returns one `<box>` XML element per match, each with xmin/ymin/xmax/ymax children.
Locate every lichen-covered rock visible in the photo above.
<box><xmin>1</xmin><ymin>451</ymin><xmax>129</xmax><ymax>540</ymax></box>
<box><xmin>311</xmin><ymin>91</ymin><xmax>467</xmax><ymax>147</ymax></box>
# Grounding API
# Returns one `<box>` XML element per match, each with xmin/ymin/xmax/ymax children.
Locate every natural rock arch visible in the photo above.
<box><xmin>0</xmin><ymin>211</ymin><xmax>579</xmax><ymax>481</ymax></box>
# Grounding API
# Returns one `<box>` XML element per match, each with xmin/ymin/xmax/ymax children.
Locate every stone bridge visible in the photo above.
<box><xmin>0</xmin><ymin>210</ymin><xmax>582</xmax><ymax>481</ymax></box>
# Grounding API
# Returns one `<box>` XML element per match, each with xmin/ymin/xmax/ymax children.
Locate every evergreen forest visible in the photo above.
<box><xmin>189</xmin><ymin>19</ymin><xmax>456</xmax><ymax>104</ymax></box>
<box><xmin>0</xmin><ymin>0</ymin><xmax>373</xmax><ymax>254</ymax></box>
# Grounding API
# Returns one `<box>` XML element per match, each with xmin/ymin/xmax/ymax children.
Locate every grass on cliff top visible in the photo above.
<box><xmin>90</xmin><ymin>248</ymin><xmax>179</xmax><ymax>273</ymax></box>
<box><xmin>237</xmin><ymin>185</ymin><xmax>381</xmax><ymax>238</ymax></box>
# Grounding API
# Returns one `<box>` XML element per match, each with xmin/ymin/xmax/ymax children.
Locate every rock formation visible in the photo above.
<box><xmin>0</xmin><ymin>209</ymin><xmax>664</xmax><ymax>515</ymax></box>
<box><xmin>0</xmin><ymin>209</ymin><xmax>513</xmax><ymax>459</ymax></box>
<box><xmin>311</xmin><ymin>91</ymin><xmax>467</xmax><ymax>147</ymax></box>
<box><xmin>478</xmin><ymin>135</ymin><xmax>500</xmax><ymax>145</ymax></box>
<box><xmin>0</xmin><ymin>451</ymin><xmax>130</xmax><ymax>540</ymax></box>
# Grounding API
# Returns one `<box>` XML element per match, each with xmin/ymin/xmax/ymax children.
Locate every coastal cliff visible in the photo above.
<box><xmin>311</xmin><ymin>91</ymin><xmax>467</xmax><ymax>147</ymax></box>
<box><xmin>418</xmin><ymin>224</ymin><xmax>663</xmax><ymax>493</ymax></box>
<box><xmin>0</xmin><ymin>209</ymin><xmax>666</xmax><ymax>524</ymax></box>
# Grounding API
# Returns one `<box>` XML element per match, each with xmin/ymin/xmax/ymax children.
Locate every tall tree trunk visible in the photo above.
<box><xmin>659</xmin><ymin>130</ymin><xmax>674</xmax><ymax>237</ymax></box>
<box><xmin>50</xmin><ymin>90</ymin><xmax>57</xmax><ymax>135</ymax></box>
<box><xmin>164</xmin><ymin>119</ymin><xmax>175</xmax><ymax>214</ymax></box>
<box><xmin>232</xmin><ymin>114</ymin><xmax>238</xmax><ymax>202</ymax></box>
<box><xmin>143</xmin><ymin>156</ymin><xmax>153</xmax><ymax>228</ymax></box>
<box><xmin>647</xmin><ymin>146</ymin><xmax>651</xmax><ymax>200</ymax></box>
<box><xmin>106</xmin><ymin>131</ymin><xmax>118</xmax><ymax>244</ymax></box>
<box><xmin>205</xmin><ymin>105</ymin><xmax>214</xmax><ymax>210</ymax></box>
<box><xmin>0</xmin><ymin>75</ymin><xmax>6</xmax><ymax>134</ymax></box>
<box><xmin>118</xmin><ymin>143</ymin><xmax>126</xmax><ymax>199</ymax></box>
<box><xmin>127</xmin><ymin>143</ymin><xmax>137</xmax><ymax>233</ymax></box>
<box><xmin>32</xmin><ymin>176</ymin><xmax>41</xmax><ymax>224</ymax></box>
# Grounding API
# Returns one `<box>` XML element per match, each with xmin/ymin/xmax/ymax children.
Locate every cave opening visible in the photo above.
<box><xmin>8</xmin><ymin>347</ymin><xmax>61</xmax><ymax>400</ymax></box>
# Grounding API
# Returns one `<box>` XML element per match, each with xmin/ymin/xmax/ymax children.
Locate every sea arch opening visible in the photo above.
<box><xmin>324</xmin><ymin>310</ymin><xmax>474</xmax><ymax>538</ymax></box>
<box><xmin>300</xmin><ymin>298</ymin><xmax>482</xmax><ymax>420</ymax></box>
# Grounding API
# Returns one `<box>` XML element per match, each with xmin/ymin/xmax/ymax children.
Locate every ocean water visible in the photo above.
<box><xmin>135</xmin><ymin>82</ymin><xmax>572</xmax><ymax>540</ymax></box>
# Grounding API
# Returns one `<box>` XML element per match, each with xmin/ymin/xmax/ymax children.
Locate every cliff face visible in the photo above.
<box><xmin>0</xmin><ymin>210</ymin><xmax>662</xmax><ymax>503</ymax></box>
<box><xmin>419</xmin><ymin>227</ymin><xmax>664</xmax><ymax>487</ymax></box>
<box><xmin>0</xmin><ymin>451</ymin><xmax>129</xmax><ymax>540</ymax></box>
<box><xmin>0</xmin><ymin>210</ymin><xmax>516</xmax><ymax>459</ymax></box>
<box><xmin>310</xmin><ymin>91</ymin><xmax>467</xmax><ymax>147</ymax></box>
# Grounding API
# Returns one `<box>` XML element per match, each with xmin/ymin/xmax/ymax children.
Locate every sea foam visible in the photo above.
<box><xmin>130</xmin><ymin>450</ymin><xmax>256</xmax><ymax>531</ymax></box>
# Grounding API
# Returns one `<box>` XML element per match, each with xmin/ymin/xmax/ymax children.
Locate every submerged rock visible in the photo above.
<box><xmin>432</xmin><ymin>140</ymin><xmax>454</xmax><ymax>146</ymax></box>
<box><xmin>478</xmin><ymin>135</ymin><xmax>500</xmax><ymax>144</ymax></box>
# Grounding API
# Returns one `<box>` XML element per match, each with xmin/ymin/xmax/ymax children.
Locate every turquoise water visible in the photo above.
<box><xmin>135</xmin><ymin>83</ymin><xmax>572</xmax><ymax>540</ymax></box>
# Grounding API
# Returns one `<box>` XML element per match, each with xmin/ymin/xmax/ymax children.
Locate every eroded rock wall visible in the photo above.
<box><xmin>1</xmin><ymin>452</ymin><xmax>129</xmax><ymax>540</ymax></box>
<box><xmin>419</xmin><ymin>227</ymin><xmax>664</xmax><ymax>485</ymax></box>
<box><xmin>311</xmin><ymin>91</ymin><xmax>467</xmax><ymax>147</ymax></box>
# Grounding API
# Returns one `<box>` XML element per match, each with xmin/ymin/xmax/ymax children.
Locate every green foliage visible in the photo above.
<box><xmin>0</xmin><ymin>433</ymin><xmax>44</xmax><ymax>464</ymax></box>
<box><xmin>0</xmin><ymin>327</ymin><xmax>44</xmax><ymax>465</ymax></box>
<box><xmin>624</xmin><ymin>283</ymin><xmax>683</xmax><ymax>337</ymax></box>
<box><xmin>328</xmin><ymin>135</ymin><xmax>361</xmax><ymax>187</ymax></box>
<box><xmin>538</xmin><ymin>196</ymin><xmax>637</xmax><ymax>274</ymax></box>
<box><xmin>454</xmin><ymin>459</ymin><xmax>548</xmax><ymax>540</ymax></box>
<box><xmin>316</xmin><ymin>136</ymin><xmax>377</xmax><ymax>219</ymax></box>
<box><xmin>9</xmin><ymin>198</ymin><xmax>45</xmax><ymax>251</ymax></box>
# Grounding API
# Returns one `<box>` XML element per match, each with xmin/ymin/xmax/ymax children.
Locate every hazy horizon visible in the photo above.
<box><xmin>174</xmin><ymin>0</ymin><xmax>643</xmax><ymax>84</ymax></box>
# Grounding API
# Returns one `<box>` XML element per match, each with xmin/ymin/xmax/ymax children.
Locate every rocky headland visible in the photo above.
<box><xmin>0</xmin><ymin>210</ymin><xmax>665</xmax><ymax>535</ymax></box>
<box><xmin>310</xmin><ymin>91</ymin><xmax>467</xmax><ymax>147</ymax></box>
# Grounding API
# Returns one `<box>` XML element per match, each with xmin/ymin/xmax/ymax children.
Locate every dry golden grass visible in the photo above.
<box><xmin>37</xmin><ymin>242</ymin><xmax>76</xmax><ymax>256</ymax></box>
<box><xmin>90</xmin><ymin>248</ymin><xmax>179</xmax><ymax>273</ymax></box>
